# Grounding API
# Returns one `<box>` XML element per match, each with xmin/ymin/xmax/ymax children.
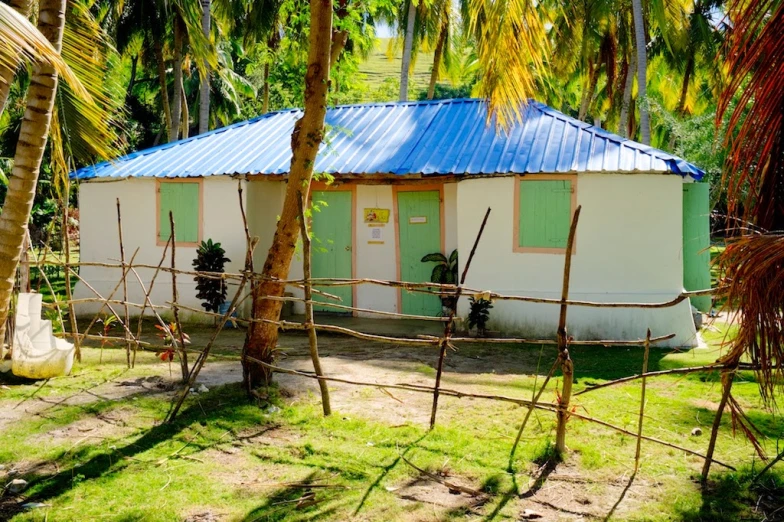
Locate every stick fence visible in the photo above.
<box><xmin>14</xmin><ymin>182</ymin><xmax>735</xmax><ymax>479</ymax></box>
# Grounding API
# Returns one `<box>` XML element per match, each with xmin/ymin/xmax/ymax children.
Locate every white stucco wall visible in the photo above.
<box><xmin>455</xmin><ymin>174</ymin><xmax>697</xmax><ymax>347</ymax></box>
<box><xmin>245</xmin><ymin>180</ymin><xmax>459</xmax><ymax>316</ymax></box>
<box><xmin>74</xmin><ymin>177</ymin><xmax>249</xmax><ymax>322</ymax></box>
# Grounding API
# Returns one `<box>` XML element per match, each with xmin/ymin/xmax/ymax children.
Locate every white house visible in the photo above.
<box><xmin>71</xmin><ymin>99</ymin><xmax>710</xmax><ymax>347</ymax></box>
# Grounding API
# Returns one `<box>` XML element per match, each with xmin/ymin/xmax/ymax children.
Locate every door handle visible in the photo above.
<box><xmin>345</xmin><ymin>246</ymin><xmax>352</xmax><ymax>251</ymax></box>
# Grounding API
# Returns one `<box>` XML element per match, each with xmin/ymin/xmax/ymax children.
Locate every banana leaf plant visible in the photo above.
<box><xmin>421</xmin><ymin>249</ymin><xmax>458</xmax><ymax>313</ymax></box>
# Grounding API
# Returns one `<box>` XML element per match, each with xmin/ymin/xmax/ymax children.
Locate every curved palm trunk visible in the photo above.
<box><xmin>243</xmin><ymin>0</ymin><xmax>333</xmax><ymax>389</ymax></box>
<box><xmin>262</xmin><ymin>62</ymin><xmax>270</xmax><ymax>114</ymax></box>
<box><xmin>676</xmin><ymin>55</ymin><xmax>694</xmax><ymax>115</ymax></box>
<box><xmin>399</xmin><ymin>0</ymin><xmax>416</xmax><ymax>101</ymax></box>
<box><xmin>198</xmin><ymin>0</ymin><xmax>210</xmax><ymax>134</ymax></box>
<box><xmin>578</xmin><ymin>62</ymin><xmax>599</xmax><ymax>122</ymax></box>
<box><xmin>154</xmin><ymin>36</ymin><xmax>173</xmax><ymax>141</ymax></box>
<box><xmin>0</xmin><ymin>0</ymin><xmax>34</xmax><ymax>115</ymax></box>
<box><xmin>169</xmin><ymin>14</ymin><xmax>185</xmax><ymax>143</ymax></box>
<box><xmin>0</xmin><ymin>0</ymin><xmax>66</xmax><ymax>346</ymax></box>
<box><xmin>632</xmin><ymin>0</ymin><xmax>649</xmax><ymax>144</ymax></box>
<box><xmin>427</xmin><ymin>22</ymin><xmax>447</xmax><ymax>100</ymax></box>
<box><xmin>619</xmin><ymin>54</ymin><xmax>636</xmax><ymax>138</ymax></box>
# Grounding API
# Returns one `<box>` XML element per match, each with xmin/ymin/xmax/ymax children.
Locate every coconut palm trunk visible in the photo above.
<box><xmin>399</xmin><ymin>0</ymin><xmax>416</xmax><ymax>101</ymax></box>
<box><xmin>631</xmin><ymin>0</ymin><xmax>649</xmax><ymax>144</ymax></box>
<box><xmin>427</xmin><ymin>21</ymin><xmax>447</xmax><ymax>100</ymax></box>
<box><xmin>0</xmin><ymin>0</ymin><xmax>34</xmax><ymax>115</ymax></box>
<box><xmin>169</xmin><ymin>14</ymin><xmax>185</xmax><ymax>142</ymax></box>
<box><xmin>676</xmin><ymin>55</ymin><xmax>694</xmax><ymax>115</ymax></box>
<box><xmin>154</xmin><ymin>36</ymin><xmax>173</xmax><ymax>140</ymax></box>
<box><xmin>242</xmin><ymin>0</ymin><xmax>334</xmax><ymax>389</ymax></box>
<box><xmin>198</xmin><ymin>0</ymin><xmax>210</xmax><ymax>134</ymax></box>
<box><xmin>619</xmin><ymin>53</ymin><xmax>636</xmax><ymax>138</ymax></box>
<box><xmin>0</xmin><ymin>0</ymin><xmax>66</xmax><ymax>345</ymax></box>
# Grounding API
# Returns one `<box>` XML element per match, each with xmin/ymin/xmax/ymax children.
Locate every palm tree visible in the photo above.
<box><xmin>399</xmin><ymin>0</ymin><xmax>417</xmax><ymax>101</ymax></box>
<box><xmin>708</xmin><ymin>0</ymin><xmax>784</xmax><ymax>480</ymax></box>
<box><xmin>199</xmin><ymin>0</ymin><xmax>211</xmax><ymax>134</ymax></box>
<box><xmin>0</xmin><ymin>0</ymin><xmax>69</xmax><ymax>347</ymax></box>
<box><xmin>243</xmin><ymin>0</ymin><xmax>551</xmax><ymax>390</ymax></box>
<box><xmin>631</xmin><ymin>0</ymin><xmax>649</xmax><ymax>144</ymax></box>
<box><xmin>0</xmin><ymin>0</ymin><xmax>34</xmax><ymax>114</ymax></box>
<box><xmin>243</xmin><ymin>0</ymin><xmax>336</xmax><ymax>389</ymax></box>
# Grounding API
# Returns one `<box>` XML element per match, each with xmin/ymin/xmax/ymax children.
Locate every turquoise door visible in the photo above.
<box><xmin>683</xmin><ymin>183</ymin><xmax>711</xmax><ymax>312</ymax></box>
<box><xmin>397</xmin><ymin>190</ymin><xmax>443</xmax><ymax>316</ymax></box>
<box><xmin>311</xmin><ymin>190</ymin><xmax>353</xmax><ymax>311</ymax></box>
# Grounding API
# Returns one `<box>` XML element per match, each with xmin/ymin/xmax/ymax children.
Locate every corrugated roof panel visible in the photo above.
<box><xmin>72</xmin><ymin>99</ymin><xmax>705</xmax><ymax>181</ymax></box>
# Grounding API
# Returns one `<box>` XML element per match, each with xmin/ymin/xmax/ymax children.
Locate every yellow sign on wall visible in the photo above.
<box><xmin>364</xmin><ymin>208</ymin><xmax>390</xmax><ymax>223</ymax></box>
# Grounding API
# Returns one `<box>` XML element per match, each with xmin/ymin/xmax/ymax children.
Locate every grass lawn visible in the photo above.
<box><xmin>1</xmin><ymin>319</ymin><xmax>782</xmax><ymax>521</ymax></box>
<box><xmin>358</xmin><ymin>38</ymin><xmax>436</xmax><ymax>97</ymax></box>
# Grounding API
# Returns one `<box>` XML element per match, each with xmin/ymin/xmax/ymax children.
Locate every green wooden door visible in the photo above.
<box><xmin>311</xmin><ymin>191</ymin><xmax>353</xmax><ymax>311</ymax></box>
<box><xmin>683</xmin><ymin>183</ymin><xmax>711</xmax><ymax>312</ymax></box>
<box><xmin>397</xmin><ymin>190</ymin><xmax>442</xmax><ymax>316</ymax></box>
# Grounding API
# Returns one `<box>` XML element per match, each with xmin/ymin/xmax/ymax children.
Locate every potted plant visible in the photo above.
<box><xmin>192</xmin><ymin>239</ymin><xmax>231</xmax><ymax>318</ymax></box>
<box><xmin>467</xmin><ymin>297</ymin><xmax>493</xmax><ymax>337</ymax></box>
<box><xmin>421</xmin><ymin>249</ymin><xmax>458</xmax><ymax>314</ymax></box>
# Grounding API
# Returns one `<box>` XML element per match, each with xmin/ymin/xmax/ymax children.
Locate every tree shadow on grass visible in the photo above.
<box><xmin>20</xmin><ymin>383</ymin><xmax>266</xmax><ymax>506</ymax></box>
<box><xmin>240</xmin><ymin>471</ymin><xmax>351</xmax><ymax>522</ymax></box>
<box><xmin>675</xmin><ymin>468</ymin><xmax>784</xmax><ymax>521</ymax></box>
<box><xmin>351</xmin><ymin>432</ymin><xmax>429</xmax><ymax>516</ymax></box>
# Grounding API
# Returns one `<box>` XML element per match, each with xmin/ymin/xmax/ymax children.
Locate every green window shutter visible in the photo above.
<box><xmin>518</xmin><ymin>180</ymin><xmax>572</xmax><ymax>249</ymax></box>
<box><xmin>158</xmin><ymin>182</ymin><xmax>200</xmax><ymax>243</ymax></box>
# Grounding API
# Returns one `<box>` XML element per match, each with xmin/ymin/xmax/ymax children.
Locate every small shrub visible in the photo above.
<box><xmin>468</xmin><ymin>297</ymin><xmax>493</xmax><ymax>336</ymax></box>
<box><xmin>192</xmin><ymin>239</ymin><xmax>231</xmax><ymax>313</ymax></box>
<box><xmin>421</xmin><ymin>249</ymin><xmax>459</xmax><ymax>312</ymax></box>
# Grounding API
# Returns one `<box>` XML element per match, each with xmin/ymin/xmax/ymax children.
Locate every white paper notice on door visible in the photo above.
<box><xmin>409</xmin><ymin>216</ymin><xmax>427</xmax><ymax>224</ymax></box>
<box><xmin>370</xmin><ymin>227</ymin><xmax>382</xmax><ymax>240</ymax></box>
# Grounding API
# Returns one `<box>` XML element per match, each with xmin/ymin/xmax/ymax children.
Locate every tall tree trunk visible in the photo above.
<box><xmin>0</xmin><ymin>0</ymin><xmax>66</xmax><ymax>346</ymax></box>
<box><xmin>427</xmin><ymin>22</ymin><xmax>447</xmax><ymax>100</ymax></box>
<box><xmin>170</xmin><ymin>14</ymin><xmax>185</xmax><ymax>143</ymax></box>
<box><xmin>198</xmin><ymin>0</ymin><xmax>210</xmax><ymax>134</ymax></box>
<box><xmin>578</xmin><ymin>62</ymin><xmax>598</xmax><ymax>122</ymax></box>
<box><xmin>619</xmin><ymin>53</ymin><xmax>636</xmax><ymax>138</ymax></box>
<box><xmin>262</xmin><ymin>62</ymin><xmax>270</xmax><ymax>114</ymax></box>
<box><xmin>0</xmin><ymin>0</ymin><xmax>34</xmax><ymax>116</ymax></box>
<box><xmin>632</xmin><ymin>0</ymin><xmax>650</xmax><ymax>144</ymax></box>
<box><xmin>154</xmin><ymin>37</ymin><xmax>173</xmax><ymax>141</ymax></box>
<box><xmin>180</xmin><ymin>79</ymin><xmax>189</xmax><ymax>139</ymax></box>
<box><xmin>126</xmin><ymin>54</ymin><xmax>138</xmax><ymax>103</ymax></box>
<box><xmin>399</xmin><ymin>0</ymin><xmax>416</xmax><ymax>101</ymax></box>
<box><xmin>676</xmin><ymin>55</ymin><xmax>694</xmax><ymax>115</ymax></box>
<box><xmin>242</xmin><ymin>0</ymin><xmax>333</xmax><ymax>389</ymax></box>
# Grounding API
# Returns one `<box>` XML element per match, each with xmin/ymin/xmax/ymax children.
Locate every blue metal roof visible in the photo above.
<box><xmin>71</xmin><ymin>99</ymin><xmax>704</xmax><ymax>181</ymax></box>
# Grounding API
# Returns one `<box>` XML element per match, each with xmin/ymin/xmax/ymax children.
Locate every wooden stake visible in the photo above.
<box><xmin>298</xmin><ymin>191</ymin><xmax>331</xmax><ymax>416</ymax></box>
<box><xmin>509</xmin><ymin>356</ymin><xmax>560</xmax><ymax>467</ymax></box>
<box><xmin>64</xmin><ymin>184</ymin><xmax>80</xmax><ymax>361</ymax></box>
<box><xmin>634</xmin><ymin>329</ymin><xmax>651</xmax><ymax>473</ymax></box>
<box><xmin>555</xmin><ymin>205</ymin><xmax>581</xmax><ymax>457</ymax></box>
<box><xmin>430</xmin><ymin>207</ymin><xmax>491</xmax><ymax>429</ymax></box>
<box><xmin>169</xmin><ymin>211</ymin><xmax>189</xmax><ymax>381</ymax></box>
<box><xmin>167</xmin><ymin>184</ymin><xmax>258</xmax><ymax>422</ymax></box>
<box><xmin>116</xmin><ymin>199</ymin><xmax>131</xmax><ymax>368</ymax></box>
<box><xmin>132</xmin><ymin>238</ymin><xmax>171</xmax><ymax>367</ymax></box>
<box><xmin>701</xmin><ymin>369</ymin><xmax>734</xmax><ymax>482</ymax></box>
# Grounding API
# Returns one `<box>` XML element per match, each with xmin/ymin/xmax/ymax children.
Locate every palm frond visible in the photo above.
<box><xmin>718</xmin><ymin>0</ymin><xmax>784</xmax><ymax>231</ymax></box>
<box><xmin>51</xmin><ymin>0</ymin><xmax>127</xmax><ymax>190</ymax></box>
<box><xmin>0</xmin><ymin>2</ymin><xmax>88</xmax><ymax>101</ymax></box>
<box><xmin>717</xmin><ymin>233</ymin><xmax>784</xmax><ymax>403</ymax></box>
<box><xmin>467</xmin><ymin>0</ymin><xmax>549</xmax><ymax>127</ymax></box>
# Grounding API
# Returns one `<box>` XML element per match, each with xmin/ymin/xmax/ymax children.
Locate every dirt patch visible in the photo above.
<box><xmin>508</xmin><ymin>461</ymin><xmax>647</xmax><ymax>520</ymax></box>
<box><xmin>183</xmin><ymin>509</ymin><xmax>226</xmax><ymax>522</ymax></box>
<box><xmin>35</xmin><ymin>406</ymin><xmax>140</xmax><ymax>444</ymax></box>
<box><xmin>693</xmin><ymin>398</ymin><xmax>722</xmax><ymax>411</ymax></box>
<box><xmin>394</xmin><ymin>477</ymin><xmax>488</xmax><ymax>512</ymax></box>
